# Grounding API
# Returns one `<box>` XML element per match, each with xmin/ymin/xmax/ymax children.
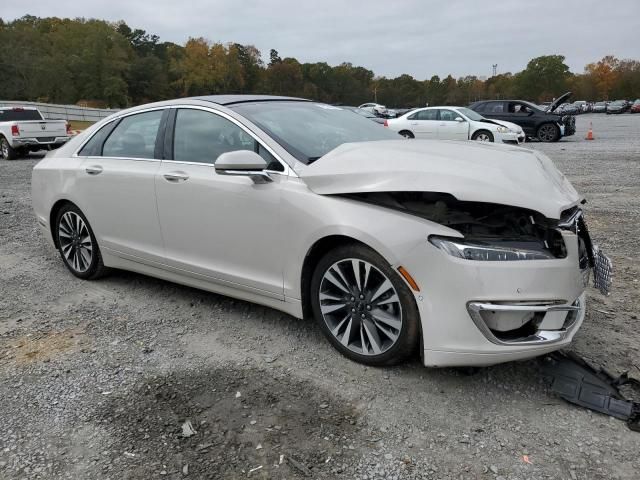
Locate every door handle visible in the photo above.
<box><xmin>85</xmin><ymin>166</ymin><xmax>103</xmax><ymax>175</ymax></box>
<box><xmin>163</xmin><ymin>172</ymin><xmax>189</xmax><ymax>182</ymax></box>
<box><xmin>410</xmin><ymin>122</ymin><xmax>418</xmax><ymax>125</ymax></box>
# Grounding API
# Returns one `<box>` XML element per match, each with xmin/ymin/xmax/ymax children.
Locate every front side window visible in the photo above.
<box><xmin>173</xmin><ymin>109</ymin><xmax>283</xmax><ymax>171</ymax></box>
<box><xmin>438</xmin><ymin>109</ymin><xmax>460</xmax><ymax>121</ymax></box>
<box><xmin>102</xmin><ymin>110</ymin><xmax>163</xmax><ymax>159</ymax></box>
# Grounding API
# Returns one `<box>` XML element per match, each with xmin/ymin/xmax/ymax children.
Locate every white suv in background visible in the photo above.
<box><xmin>386</xmin><ymin>106</ymin><xmax>525</xmax><ymax>144</ymax></box>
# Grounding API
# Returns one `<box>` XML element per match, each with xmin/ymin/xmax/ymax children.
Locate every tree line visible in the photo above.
<box><xmin>1</xmin><ymin>15</ymin><xmax>638</xmax><ymax>109</ymax></box>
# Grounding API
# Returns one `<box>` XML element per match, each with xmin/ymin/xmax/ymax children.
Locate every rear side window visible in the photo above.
<box><xmin>102</xmin><ymin>110</ymin><xmax>163</xmax><ymax>159</ymax></box>
<box><xmin>416</xmin><ymin>109</ymin><xmax>438</xmax><ymax>121</ymax></box>
<box><xmin>0</xmin><ymin>109</ymin><xmax>43</xmax><ymax>121</ymax></box>
<box><xmin>485</xmin><ymin>102</ymin><xmax>505</xmax><ymax>113</ymax></box>
<box><xmin>78</xmin><ymin>122</ymin><xmax>117</xmax><ymax>156</ymax></box>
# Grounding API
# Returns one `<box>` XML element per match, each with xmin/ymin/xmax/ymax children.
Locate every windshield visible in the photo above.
<box><xmin>231</xmin><ymin>101</ymin><xmax>400</xmax><ymax>164</ymax></box>
<box><xmin>455</xmin><ymin>107</ymin><xmax>484</xmax><ymax>121</ymax></box>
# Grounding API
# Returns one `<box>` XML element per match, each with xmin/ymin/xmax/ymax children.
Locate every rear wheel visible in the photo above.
<box><xmin>310</xmin><ymin>244</ymin><xmax>420</xmax><ymax>366</ymax></box>
<box><xmin>398</xmin><ymin>130</ymin><xmax>414</xmax><ymax>139</ymax></box>
<box><xmin>55</xmin><ymin>204</ymin><xmax>106</xmax><ymax>279</ymax></box>
<box><xmin>472</xmin><ymin>130</ymin><xmax>494</xmax><ymax>142</ymax></box>
<box><xmin>537</xmin><ymin>123</ymin><xmax>560</xmax><ymax>142</ymax></box>
<box><xmin>0</xmin><ymin>137</ymin><xmax>18</xmax><ymax>160</ymax></box>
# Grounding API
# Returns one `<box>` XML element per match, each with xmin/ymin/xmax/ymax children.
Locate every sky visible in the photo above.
<box><xmin>4</xmin><ymin>0</ymin><xmax>640</xmax><ymax>79</ymax></box>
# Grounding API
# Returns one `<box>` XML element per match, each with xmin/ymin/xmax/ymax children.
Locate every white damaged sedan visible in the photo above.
<box><xmin>386</xmin><ymin>106</ymin><xmax>525</xmax><ymax>143</ymax></box>
<box><xmin>31</xmin><ymin>96</ymin><xmax>611</xmax><ymax>367</ymax></box>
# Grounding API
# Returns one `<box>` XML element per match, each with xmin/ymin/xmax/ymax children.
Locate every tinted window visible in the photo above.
<box><xmin>0</xmin><ymin>109</ymin><xmax>43</xmax><ymax>121</ymax></box>
<box><xmin>416</xmin><ymin>109</ymin><xmax>438</xmax><ymax>121</ymax></box>
<box><xmin>473</xmin><ymin>103</ymin><xmax>487</xmax><ymax>112</ymax></box>
<box><xmin>102</xmin><ymin>110</ymin><xmax>163</xmax><ymax>159</ymax></box>
<box><xmin>230</xmin><ymin>102</ymin><xmax>399</xmax><ymax>164</ymax></box>
<box><xmin>78</xmin><ymin>121</ymin><xmax>117</xmax><ymax>156</ymax></box>
<box><xmin>173</xmin><ymin>109</ymin><xmax>283</xmax><ymax>171</ymax></box>
<box><xmin>485</xmin><ymin>102</ymin><xmax>505</xmax><ymax>113</ymax></box>
<box><xmin>508</xmin><ymin>103</ymin><xmax>532</xmax><ymax>114</ymax></box>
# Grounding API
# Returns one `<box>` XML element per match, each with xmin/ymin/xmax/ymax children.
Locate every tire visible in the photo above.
<box><xmin>55</xmin><ymin>204</ymin><xmax>107</xmax><ymax>280</ymax></box>
<box><xmin>0</xmin><ymin>137</ymin><xmax>18</xmax><ymax>160</ymax></box>
<box><xmin>471</xmin><ymin>130</ymin><xmax>494</xmax><ymax>142</ymax></box>
<box><xmin>310</xmin><ymin>243</ymin><xmax>420</xmax><ymax>366</ymax></box>
<box><xmin>536</xmin><ymin>123</ymin><xmax>560</xmax><ymax>142</ymax></box>
<box><xmin>398</xmin><ymin>130</ymin><xmax>414</xmax><ymax>139</ymax></box>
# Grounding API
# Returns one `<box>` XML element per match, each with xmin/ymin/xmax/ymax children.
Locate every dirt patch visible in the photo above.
<box><xmin>2</xmin><ymin>327</ymin><xmax>88</xmax><ymax>365</ymax></box>
<box><xmin>96</xmin><ymin>365</ymin><xmax>363</xmax><ymax>479</ymax></box>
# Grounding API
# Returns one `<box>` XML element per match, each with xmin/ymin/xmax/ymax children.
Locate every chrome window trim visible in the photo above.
<box><xmin>72</xmin><ymin>106</ymin><xmax>167</xmax><ymax>158</ymax></box>
<box><xmin>169</xmin><ymin>105</ymin><xmax>292</xmax><ymax>176</ymax></box>
<box><xmin>72</xmin><ymin>103</ymin><xmax>295</xmax><ymax>177</ymax></box>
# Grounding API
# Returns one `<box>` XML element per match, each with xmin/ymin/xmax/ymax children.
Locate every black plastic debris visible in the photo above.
<box><xmin>541</xmin><ymin>351</ymin><xmax>640</xmax><ymax>432</ymax></box>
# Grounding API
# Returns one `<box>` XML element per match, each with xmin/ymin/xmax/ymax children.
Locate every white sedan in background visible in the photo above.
<box><xmin>386</xmin><ymin>106</ymin><xmax>525</xmax><ymax>144</ymax></box>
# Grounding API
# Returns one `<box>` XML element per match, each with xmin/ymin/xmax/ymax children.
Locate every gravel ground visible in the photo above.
<box><xmin>1</xmin><ymin>113</ymin><xmax>639</xmax><ymax>479</ymax></box>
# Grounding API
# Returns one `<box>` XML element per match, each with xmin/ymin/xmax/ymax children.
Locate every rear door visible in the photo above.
<box><xmin>436</xmin><ymin>109</ymin><xmax>469</xmax><ymax>140</ymax></box>
<box><xmin>74</xmin><ymin>109</ymin><xmax>166</xmax><ymax>263</ymax></box>
<box><xmin>407</xmin><ymin>109</ymin><xmax>439</xmax><ymax>138</ymax></box>
<box><xmin>506</xmin><ymin>102</ymin><xmax>537</xmax><ymax>134</ymax></box>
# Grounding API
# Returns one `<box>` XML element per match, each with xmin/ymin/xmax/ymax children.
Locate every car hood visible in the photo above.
<box><xmin>490</xmin><ymin>119</ymin><xmax>523</xmax><ymax>132</ymax></box>
<box><xmin>547</xmin><ymin>92</ymin><xmax>572</xmax><ymax>112</ymax></box>
<box><xmin>298</xmin><ymin>140</ymin><xmax>582</xmax><ymax>219</ymax></box>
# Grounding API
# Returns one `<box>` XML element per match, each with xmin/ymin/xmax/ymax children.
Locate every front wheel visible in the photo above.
<box><xmin>471</xmin><ymin>130</ymin><xmax>494</xmax><ymax>142</ymax></box>
<box><xmin>55</xmin><ymin>204</ymin><xmax>106</xmax><ymax>279</ymax></box>
<box><xmin>537</xmin><ymin>123</ymin><xmax>560</xmax><ymax>142</ymax></box>
<box><xmin>310</xmin><ymin>244</ymin><xmax>420</xmax><ymax>366</ymax></box>
<box><xmin>0</xmin><ymin>137</ymin><xmax>18</xmax><ymax>160</ymax></box>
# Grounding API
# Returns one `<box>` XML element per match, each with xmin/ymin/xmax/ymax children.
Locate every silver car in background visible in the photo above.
<box><xmin>32</xmin><ymin>96</ymin><xmax>611</xmax><ymax>367</ymax></box>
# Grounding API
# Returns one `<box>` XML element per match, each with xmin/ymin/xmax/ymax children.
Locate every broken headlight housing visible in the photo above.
<box><xmin>429</xmin><ymin>236</ymin><xmax>554</xmax><ymax>261</ymax></box>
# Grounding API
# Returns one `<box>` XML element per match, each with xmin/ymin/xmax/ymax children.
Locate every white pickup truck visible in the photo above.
<box><xmin>0</xmin><ymin>106</ymin><xmax>71</xmax><ymax>160</ymax></box>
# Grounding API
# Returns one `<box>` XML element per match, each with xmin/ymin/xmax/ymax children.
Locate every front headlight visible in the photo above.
<box><xmin>429</xmin><ymin>236</ymin><xmax>554</xmax><ymax>261</ymax></box>
<box><xmin>496</xmin><ymin>126</ymin><xmax>509</xmax><ymax>133</ymax></box>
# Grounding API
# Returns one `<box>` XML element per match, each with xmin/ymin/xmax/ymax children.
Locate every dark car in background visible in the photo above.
<box><xmin>606</xmin><ymin>100</ymin><xmax>630</xmax><ymax>114</ymax></box>
<box><xmin>469</xmin><ymin>92</ymin><xmax>576</xmax><ymax>142</ymax></box>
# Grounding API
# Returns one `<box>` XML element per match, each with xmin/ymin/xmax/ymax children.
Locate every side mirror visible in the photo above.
<box><xmin>215</xmin><ymin>150</ymin><xmax>272</xmax><ymax>184</ymax></box>
<box><xmin>455</xmin><ymin>117</ymin><xmax>465</xmax><ymax>122</ymax></box>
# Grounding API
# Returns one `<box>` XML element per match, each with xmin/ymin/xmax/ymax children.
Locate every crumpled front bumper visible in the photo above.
<box><xmin>398</xmin><ymin>229</ymin><xmax>595</xmax><ymax>367</ymax></box>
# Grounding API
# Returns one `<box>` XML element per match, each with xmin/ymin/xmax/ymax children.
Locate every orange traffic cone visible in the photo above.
<box><xmin>585</xmin><ymin>122</ymin><xmax>594</xmax><ymax>140</ymax></box>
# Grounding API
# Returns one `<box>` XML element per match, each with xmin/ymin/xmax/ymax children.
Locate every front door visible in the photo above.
<box><xmin>437</xmin><ymin>109</ymin><xmax>469</xmax><ymax>140</ymax></box>
<box><xmin>155</xmin><ymin>107</ymin><xmax>285</xmax><ymax>299</ymax></box>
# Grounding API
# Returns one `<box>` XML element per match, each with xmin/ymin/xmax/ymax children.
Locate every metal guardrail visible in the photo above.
<box><xmin>0</xmin><ymin>100</ymin><xmax>119</xmax><ymax>122</ymax></box>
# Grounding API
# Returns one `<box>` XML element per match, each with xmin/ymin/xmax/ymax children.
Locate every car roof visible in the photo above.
<box><xmin>191</xmin><ymin>94</ymin><xmax>310</xmax><ymax>106</ymax></box>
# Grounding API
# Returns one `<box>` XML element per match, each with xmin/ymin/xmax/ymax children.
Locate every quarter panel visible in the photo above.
<box><xmin>280</xmin><ymin>178</ymin><xmax>459</xmax><ymax>302</ymax></box>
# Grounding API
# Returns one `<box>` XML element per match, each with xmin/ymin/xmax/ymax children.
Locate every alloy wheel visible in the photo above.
<box><xmin>538</xmin><ymin>124</ymin><xmax>557</xmax><ymax>142</ymax></box>
<box><xmin>58</xmin><ymin>211</ymin><xmax>93</xmax><ymax>273</ymax></box>
<box><xmin>476</xmin><ymin>133</ymin><xmax>491</xmax><ymax>141</ymax></box>
<box><xmin>0</xmin><ymin>140</ymin><xmax>8</xmax><ymax>158</ymax></box>
<box><xmin>319</xmin><ymin>258</ymin><xmax>403</xmax><ymax>356</ymax></box>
